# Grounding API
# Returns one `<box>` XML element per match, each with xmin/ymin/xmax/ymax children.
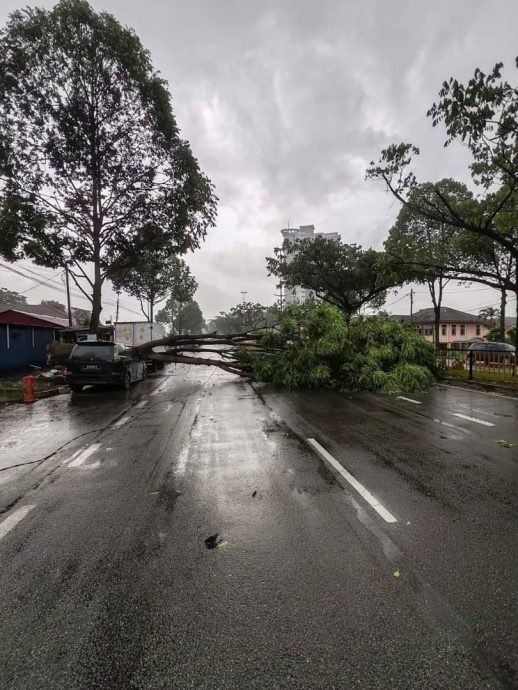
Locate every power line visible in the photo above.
<box><xmin>384</xmin><ymin>292</ymin><xmax>410</xmax><ymax>309</ymax></box>
<box><xmin>0</xmin><ymin>261</ymin><xmax>144</xmax><ymax>318</ymax></box>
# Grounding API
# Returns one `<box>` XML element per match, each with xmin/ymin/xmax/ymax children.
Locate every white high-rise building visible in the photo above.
<box><xmin>280</xmin><ymin>224</ymin><xmax>341</xmax><ymax>305</ymax></box>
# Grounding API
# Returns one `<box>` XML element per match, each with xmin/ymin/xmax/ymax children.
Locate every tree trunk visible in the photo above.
<box><xmin>499</xmin><ymin>289</ymin><xmax>506</xmax><ymax>342</ymax></box>
<box><xmin>428</xmin><ymin>279</ymin><xmax>443</xmax><ymax>349</ymax></box>
<box><xmin>89</xmin><ymin>220</ymin><xmax>103</xmax><ymax>332</ymax></box>
<box><xmin>514</xmin><ymin>291</ymin><xmax>518</xmax><ymax>353</ymax></box>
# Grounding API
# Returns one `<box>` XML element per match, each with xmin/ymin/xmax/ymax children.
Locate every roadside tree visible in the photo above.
<box><xmin>209</xmin><ymin>302</ymin><xmax>271</xmax><ymax>333</ymax></box>
<box><xmin>157</xmin><ymin>299</ymin><xmax>205</xmax><ymax>334</ymax></box>
<box><xmin>0</xmin><ymin>0</ymin><xmax>216</xmax><ymax>330</ymax></box>
<box><xmin>267</xmin><ymin>237</ymin><xmax>397</xmax><ymax>321</ymax></box>
<box><xmin>385</xmin><ymin>179</ymin><xmax>471</xmax><ymax>345</ymax></box>
<box><xmin>0</xmin><ymin>287</ymin><xmax>27</xmax><ymax>304</ymax></box>
<box><xmin>110</xmin><ymin>227</ymin><xmax>197</xmax><ymax>323</ymax></box>
<box><xmin>367</xmin><ymin>58</ymin><xmax>518</xmax><ymax>349</ymax></box>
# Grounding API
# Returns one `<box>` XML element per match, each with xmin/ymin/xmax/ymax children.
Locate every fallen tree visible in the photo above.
<box><xmin>130</xmin><ymin>303</ymin><xmax>436</xmax><ymax>394</ymax></box>
<box><xmin>129</xmin><ymin>331</ymin><xmax>261</xmax><ymax>378</ymax></box>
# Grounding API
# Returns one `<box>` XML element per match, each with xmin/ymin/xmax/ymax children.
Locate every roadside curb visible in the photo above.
<box><xmin>437</xmin><ymin>377</ymin><xmax>518</xmax><ymax>399</ymax></box>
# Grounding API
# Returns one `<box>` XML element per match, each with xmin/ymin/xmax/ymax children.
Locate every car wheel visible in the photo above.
<box><xmin>123</xmin><ymin>370</ymin><xmax>131</xmax><ymax>390</ymax></box>
<box><xmin>70</xmin><ymin>384</ymin><xmax>83</xmax><ymax>393</ymax></box>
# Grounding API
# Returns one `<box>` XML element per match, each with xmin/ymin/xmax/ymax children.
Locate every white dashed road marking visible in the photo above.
<box><xmin>112</xmin><ymin>415</ymin><xmax>130</xmax><ymax>428</ymax></box>
<box><xmin>307</xmin><ymin>438</ymin><xmax>397</xmax><ymax>523</ymax></box>
<box><xmin>453</xmin><ymin>413</ymin><xmax>495</xmax><ymax>427</ymax></box>
<box><xmin>0</xmin><ymin>505</ymin><xmax>35</xmax><ymax>542</ymax></box>
<box><xmin>397</xmin><ymin>396</ymin><xmax>422</xmax><ymax>405</ymax></box>
<box><xmin>68</xmin><ymin>443</ymin><xmax>101</xmax><ymax>468</ymax></box>
<box><xmin>135</xmin><ymin>400</ymin><xmax>148</xmax><ymax>409</ymax></box>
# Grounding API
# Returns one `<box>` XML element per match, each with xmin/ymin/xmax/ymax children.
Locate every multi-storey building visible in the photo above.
<box><xmin>280</xmin><ymin>225</ymin><xmax>341</xmax><ymax>305</ymax></box>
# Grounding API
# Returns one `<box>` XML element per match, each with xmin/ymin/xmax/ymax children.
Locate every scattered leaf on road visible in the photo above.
<box><xmin>497</xmin><ymin>439</ymin><xmax>516</xmax><ymax>448</ymax></box>
<box><xmin>393</xmin><ymin>569</ymin><xmax>400</xmax><ymax>578</ymax></box>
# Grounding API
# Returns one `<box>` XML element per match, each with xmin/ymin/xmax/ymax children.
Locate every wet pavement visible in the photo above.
<box><xmin>0</xmin><ymin>367</ymin><xmax>516</xmax><ymax>689</ymax></box>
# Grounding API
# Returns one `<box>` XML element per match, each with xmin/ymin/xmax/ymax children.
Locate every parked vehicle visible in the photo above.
<box><xmin>114</xmin><ymin>321</ymin><xmax>166</xmax><ymax>371</ymax></box>
<box><xmin>67</xmin><ymin>340</ymin><xmax>146</xmax><ymax>392</ymax></box>
<box><xmin>468</xmin><ymin>341</ymin><xmax>515</xmax><ymax>352</ymax></box>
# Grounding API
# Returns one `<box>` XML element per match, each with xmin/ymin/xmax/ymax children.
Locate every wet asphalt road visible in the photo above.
<box><xmin>0</xmin><ymin>367</ymin><xmax>517</xmax><ymax>689</ymax></box>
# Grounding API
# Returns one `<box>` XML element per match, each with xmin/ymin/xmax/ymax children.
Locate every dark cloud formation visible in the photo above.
<box><xmin>1</xmin><ymin>0</ymin><xmax>517</xmax><ymax>319</ymax></box>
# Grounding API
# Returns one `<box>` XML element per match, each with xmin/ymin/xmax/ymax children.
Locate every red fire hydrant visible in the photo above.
<box><xmin>22</xmin><ymin>374</ymin><xmax>37</xmax><ymax>403</ymax></box>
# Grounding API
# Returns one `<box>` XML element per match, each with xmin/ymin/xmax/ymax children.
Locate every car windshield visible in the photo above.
<box><xmin>71</xmin><ymin>344</ymin><xmax>114</xmax><ymax>362</ymax></box>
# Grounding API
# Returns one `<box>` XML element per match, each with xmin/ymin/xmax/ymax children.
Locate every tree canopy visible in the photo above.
<box><xmin>156</xmin><ymin>299</ymin><xmax>205</xmax><ymax>334</ymax></box>
<box><xmin>208</xmin><ymin>302</ymin><xmax>273</xmax><ymax>333</ymax></box>
<box><xmin>267</xmin><ymin>237</ymin><xmax>397</xmax><ymax>319</ymax></box>
<box><xmin>0</xmin><ymin>287</ymin><xmax>27</xmax><ymax>304</ymax></box>
<box><xmin>0</xmin><ymin>0</ymin><xmax>217</xmax><ymax>330</ymax></box>
<box><xmin>109</xmin><ymin>224</ymin><xmax>197</xmax><ymax>322</ymax></box>
<box><xmin>367</xmin><ymin>59</ymin><xmax>518</xmax><ymax>262</ymax></box>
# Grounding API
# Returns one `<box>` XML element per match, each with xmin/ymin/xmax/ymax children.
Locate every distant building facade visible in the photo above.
<box><xmin>280</xmin><ymin>224</ymin><xmax>341</xmax><ymax>305</ymax></box>
<box><xmin>392</xmin><ymin>307</ymin><xmax>489</xmax><ymax>348</ymax></box>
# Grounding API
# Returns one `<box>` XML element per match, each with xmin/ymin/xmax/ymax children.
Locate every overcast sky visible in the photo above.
<box><xmin>1</xmin><ymin>0</ymin><xmax>517</xmax><ymax>322</ymax></box>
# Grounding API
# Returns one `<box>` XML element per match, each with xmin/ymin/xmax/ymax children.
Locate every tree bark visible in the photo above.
<box><xmin>499</xmin><ymin>289</ymin><xmax>506</xmax><ymax>342</ymax></box>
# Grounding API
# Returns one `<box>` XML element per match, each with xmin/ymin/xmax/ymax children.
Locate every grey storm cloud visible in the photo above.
<box><xmin>0</xmin><ymin>0</ymin><xmax>517</xmax><ymax>319</ymax></box>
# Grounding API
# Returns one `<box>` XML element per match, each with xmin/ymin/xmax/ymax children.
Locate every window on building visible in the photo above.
<box><xmin>441</xmin><ymin>324</ymin><xmax>447</xmax><ymax>336</ymax></box>
<box><xmin>476</xmin><ymin>324</ymin><xmax>481</xmax><ymax>336</ymax></box>
<box><xmin>451</xmin><ymin>324</ymin><xmax>456</xmax><ymax>336</ymax></box>
<box><xmin>460</xmin><ymin>324</ymin><xmax>465</xmax><ymax>336</ymax></box>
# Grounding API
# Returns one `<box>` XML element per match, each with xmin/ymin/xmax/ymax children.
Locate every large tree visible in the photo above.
<box><xmin>209</xmin><ymin>302</ymin><xmax>271</xmax><ymax>333</ymax></box>
<box><xmin>367</xmin><ymin>59</ymin><xmax>518</xmax><ymax>263</ymax></box>
<box><xmin>267</xmin><ymin>237</ymin><xmax>397</xmax><ymax>321</ymax></box>
<box><xmin>110</xmin><ymin>227</ymin><xmax>197</xmax><ymax>323</ymax></box>
<box><xmin>0</xmin><ymin>0</ymin><xmax>216</xmax><ymax>330</ymax></box>
<box><xmin>385</xmin><ymin>179</ymin><xmax>472</xmax><ymax>345</ymax></box>
<box><xmin>157</xmin><ymin>299</ymin><xmax>205</xmax><ymax>334</ymax></box>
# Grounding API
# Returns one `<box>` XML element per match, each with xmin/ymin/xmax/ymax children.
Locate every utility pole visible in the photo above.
<box><xmin>64</xmin><ymin>267</ymin><xmax>73</xmax><ymax>327</ymax></box>
<box><xmin>410</xmin><ymin>288</ymin><xmax>414</xmax><ymax>325</ymax></box>
<box><xmin>115</xmin><ymin>292</ymin><xmax>120</xmax><ymax>323</ymax></box>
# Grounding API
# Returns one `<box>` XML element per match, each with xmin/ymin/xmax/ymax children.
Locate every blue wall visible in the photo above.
<box><xmin>0</xmin><ymin>324</ymin><xmax>58</xmax><ymax>372</ymax></box>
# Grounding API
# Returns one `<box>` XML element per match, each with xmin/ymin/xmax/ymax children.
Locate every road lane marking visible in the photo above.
<box><xmin>397</xmin><ymin>396</ymin><xmax>422</xmax><ymax>405</ymax></box>
<box><xmin>68</xmin><ymin>443</ymin><xmax>101</xmax><ymax>468</ymax></box>
<box><xmin>453</xmin><ymin>413</ymin><xmax>495</xmax><ymax>427</ymax></box>
<box><xmin>0</xmin><ymin>505</ymin><xmax>35</xmax><ymax>541</ymax></box>
<box><xmin>307</xmin><ymin>438</ymin><xmax>397</xmax><ymax>523</ymax></box>
<box><xmin>135</xmin><ymin>400</ymin><xmax>148</xmax><ymax>409</ymax></box>
<box><xmin>433</xmin><ymin>418</ymin><xmax>469</xmax><ymax>432</ymax></box>
<box><xmin>112</xmin><ymin>415</ymin><xmax>130</xmax><ymax>428</ymax></box>
<box><xmin>175</xmin><ymin>445</ymin><xmax>189</xmax><ymax>476</ymax></box>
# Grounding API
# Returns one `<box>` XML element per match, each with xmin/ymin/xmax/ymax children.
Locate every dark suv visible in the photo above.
<box><xmin>67</xmin><ymin>340</ymin><xmax>146</xmax><ymax>392</ymax></box>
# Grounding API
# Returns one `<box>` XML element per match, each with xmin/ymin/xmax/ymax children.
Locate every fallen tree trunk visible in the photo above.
<box><xmin>128</xmin><ymin>330</ymin><xmax>267</xmax><ymax>378</ymax></box>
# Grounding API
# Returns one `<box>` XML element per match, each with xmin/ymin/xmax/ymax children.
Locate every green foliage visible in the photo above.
<box><xmin>267</xmin><ymin>237</ymin><xmax>397</xmax><ymax>318</ymax></box>
<box><xmin>241</xmin><ymin>302</ymin><xmax>434</xmax><ymax>394</ymax></box>
<box><xmin>0</xmin><ymin>287</ymin><xmax>27</xmax><ymax>304</ymax></box>
<box><xmin>486</xmin><ymin>324</ymin><xmax>516</xmax><ymax>345</ymax></box>
<box><xmin>367</xmin><ymin>58</ymin><xmax>518</xmax><ymax>263</ymax></box>
<box><xmin>109</xmin><ymin>225</ymin><xmax>197</xmax><ymax>321</ymax></box>
<box><xmin>208</xmin><ymin>302</ymin><xmax>273</xmax><ymax>333</ymax></box>
<box><xmin>0</xmin><ymin>0</ymin><xmax>217</xmax><ymax>329</ymax></box>
<box><xmin>157</xmin><ymin>299</ymin><xmax>204</xmax><ymax>334</ymax></box>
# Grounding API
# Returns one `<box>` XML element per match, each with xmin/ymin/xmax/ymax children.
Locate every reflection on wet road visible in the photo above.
<box><xmin>0</xmin><ymin>367</ymin><xmax>516</xmax><ymax>689</ymax></box>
